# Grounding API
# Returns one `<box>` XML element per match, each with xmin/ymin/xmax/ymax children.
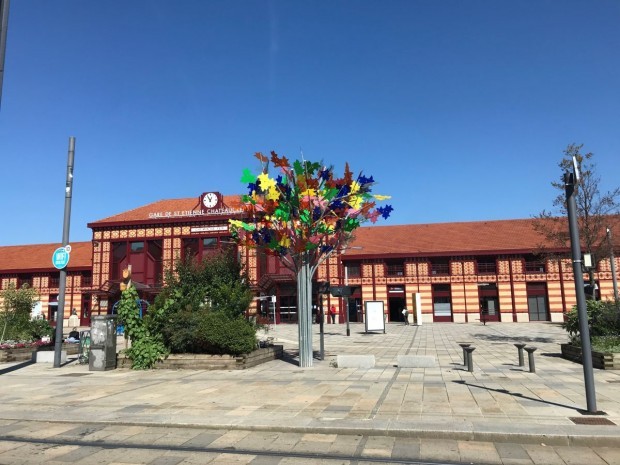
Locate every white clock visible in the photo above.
<box><xmin>202</xmin><ymin>192</ymin><xmax>219</xmax><ymax>209</ymax></box>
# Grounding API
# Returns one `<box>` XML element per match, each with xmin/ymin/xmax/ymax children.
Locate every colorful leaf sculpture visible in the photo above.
<box><xmin>229</xmin><ymin>151</ymin><xmax>392</xmax><ymax>264</ymax></box>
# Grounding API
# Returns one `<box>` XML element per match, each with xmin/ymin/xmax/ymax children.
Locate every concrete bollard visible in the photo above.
<box><xmin>514</xmin><ymin>343</ymin><xmax>527</xmax><ymax>367</ymax></box>
<box><xmin>464</xmin><ymin>346</ymin><xmax>476</xmax><ymax>372</ymax></box>
<box><xmin>525</xmin><ymin>346</ymin><xmax>537</xmax><ymax>373</ymax></box>
<box><xmin>458</xmin><ymin>343</ymin><xmax>471</xmax><ymax>366</ymax></box>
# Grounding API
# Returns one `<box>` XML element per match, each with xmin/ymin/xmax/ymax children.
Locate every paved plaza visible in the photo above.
<box><xmin>1</xmin><ymin>321</ymin><xmax>620</xmax><ymax>463</ymax></box>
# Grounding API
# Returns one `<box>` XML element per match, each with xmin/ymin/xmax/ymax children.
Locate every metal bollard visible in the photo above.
<box><xmin>458</xmin><ymin>343</ymin><xmax>471</xmax><ymax>366</ymax></box>
<box><xmin>514</xmin><ymin>343</ymin><xmax>527</xmax><ymax>367</ymax></box>
<box><xmin>525</xmin><ymin>347</ymin><xmax>537</xmax><ymax>373</ymax></box>
<box><xmin>464</xmin><ymin>346</ymin><xmax>476</xmax><ymax>372</ymax></box>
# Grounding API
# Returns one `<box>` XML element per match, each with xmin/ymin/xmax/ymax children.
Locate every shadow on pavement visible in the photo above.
<box><xmin>279</xmin><ymin>348</ymin><xmax>299</xmax><ymax>366</ymax></box>
<box><xmin>472</xmin><ymin>333</ymin><xmax>554</xmax><ymax>343</ymax></box>
<box><xmin>0</xmin><ymin>360</ymin><xmax>35</xmax><ymax>375</ymax></box>
<box><xmin>453</xmin><ymin>380</ymin><xmax>581</xmax><ymax>412</ymax></box>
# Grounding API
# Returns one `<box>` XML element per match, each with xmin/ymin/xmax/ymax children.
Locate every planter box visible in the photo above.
<box><xmin>0</xmin><ymin>343</ymin><xmax>80</xmax><ymax>363</ymax></box>
<box><xmin>0</xmin><ymin>347</ymin><xmax>36</xmax><ymax>363</ymax></box>
<box><xmin>117</xmin><ymin>345</ymin><xmax>284</xmax><ymax>370</ymax></box>
<box><xmin>560</xmin><ymin>343</ymin><xmax>620</xmax><ymax>370</ymax></box>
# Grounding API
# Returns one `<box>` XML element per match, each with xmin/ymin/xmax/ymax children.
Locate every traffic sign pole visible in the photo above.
<box><xmin>54</xmin><ymin>137</ymin><xmax>75</xmax><ymax>368</ymax></box>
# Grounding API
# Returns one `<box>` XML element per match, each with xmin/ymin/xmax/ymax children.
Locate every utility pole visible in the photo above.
<box><xmin>54</xmin><ymin>137</ymin><xmax>76</xmax><ymax>368</ymax></box>
<box><xmin>0</xmin><ymin>0</ymin><xmax>10</xmax><ymax>109</ymax></box>
<box><xmin>565</xmin><ymin>164</ymin><xmax>597</xmax><ymax>413</ymax></box>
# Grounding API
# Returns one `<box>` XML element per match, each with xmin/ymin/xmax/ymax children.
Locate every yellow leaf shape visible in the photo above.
<box><xmin>257</xmin><ymin>172</ymin><xmax>276</xmax><ymax>191</ymax></box>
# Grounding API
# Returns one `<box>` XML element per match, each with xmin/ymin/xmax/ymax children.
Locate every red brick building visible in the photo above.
<box><xmin>1</xmin><ymin>191</ymin><xmax>618</xmax><ymax>327</ymax></box>
<box><xmin>0</xmin><ymin>242</ymin><xmax>93</xmax><ymax>325</ymax></box>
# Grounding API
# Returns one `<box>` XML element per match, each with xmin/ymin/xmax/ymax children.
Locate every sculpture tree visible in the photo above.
<box><xmin>229</xmin><ymin>151</ymin><xmax>392</xmax><ymax>367</ymax></box>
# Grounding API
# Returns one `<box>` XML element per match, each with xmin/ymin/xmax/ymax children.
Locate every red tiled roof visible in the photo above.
<box><xmin>88</xmin><ymin>195</ymin><xmax>244</xmax><ymax>226</ymax></box>
<box><xmin>0</xmin><ymin>242</ymin><xmax>92</xmax><ymax>273</ymax></box>
<box><xmin>86</xmin><ymin>192</ymin><xmax>620</xmax><ymax>258</ymax></box>
<box><xmin>346</xmin><ymin>219</ymin><xmax>562</xmax><ymax>257</ymax></box>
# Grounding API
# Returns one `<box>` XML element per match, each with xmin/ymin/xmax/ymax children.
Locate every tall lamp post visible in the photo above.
<box><xmin>607</xmin><ymin>227</ymin><xmax>619</xmax><ymax>301</ymax></box>
<box><xmin>565</xmin><ymin>160</ymin><xmax>598</xmax><ymax>413</ymax></box>
<box><xmin>341</xmin><ymin>246</ymin><xmax>362</xmax><ymax>336</ymax></box>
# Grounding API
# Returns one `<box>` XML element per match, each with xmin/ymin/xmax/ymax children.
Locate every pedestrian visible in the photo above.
<box><xmin>401</xmin><ymin>307</ymin><xmax>409</xmax><ymax>325</ymax></box>
<box><xmin>329</xmin><ymin>305</ymin><xmax>336</xmax><ymax>324</ymax></box>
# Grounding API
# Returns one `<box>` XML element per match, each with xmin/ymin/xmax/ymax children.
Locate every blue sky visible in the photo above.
<box><xmin>1</xmin><ymin>1</ymin><xmax>619</xmax><ymax>246</ymax></box>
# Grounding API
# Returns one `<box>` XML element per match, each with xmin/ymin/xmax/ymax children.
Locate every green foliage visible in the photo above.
<box><xmin>0</xmin><ymin>283</ymin><xmax>40</xmax><ymax>342</ymax></box>
<box><xmin>163</xmin><ymin>311</ymin><xmax>256</xmax><ymax>355</ymax></box>
<box><xmin>28</xmin><ymin>317</ymin><xmax>54</xmax><ymax>340</ymax></box>
<box><xmin>591</xmin><ymin>336</ymin><xmax>620</xmax><ymax>353</ymax></box>
<box><xmin>563</xmin><ymin>299</ymin><xmax>620</xmax><ymax>343</ymax></box>
<box><xmin>147</xmin><ymin>251</ymin><xmax>255</xmax><ymax>354</ymax></box>
<box><xmin>116</xmin><ymin>284</ymin><xmax>168</xmax><ymax>369</ymax></box>
<box><xmin>123</xmin><ymin>334</ymin><xmax>168</xmax><ymax>370</ymax></box>
<box><xmin>119</xmin><ymin>250</ymin><xmax>255</xmax><ymax>365</ymax></box>
<box><xmin>152</xmin><ymin>251</ymin><xmax>251</xmax><ymax>321</ymax></box>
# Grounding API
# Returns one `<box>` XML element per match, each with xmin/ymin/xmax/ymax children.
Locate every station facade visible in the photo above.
<box><xmin>1</xmin><ymin>191</ymin><xmax>618</xmax><ymax>327</ymax></box>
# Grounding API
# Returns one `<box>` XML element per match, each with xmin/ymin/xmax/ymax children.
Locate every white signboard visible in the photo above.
<box><xmin>364</xmin><ymin>301</ymin><xmax>385</xmax><ymax>333</ymax></box>
<box><xmin>190</xmin><ymin>225</ymin><xmax>229</xmax><ymax>233</ymax></box>
<box><xmin>412</xmin><ymin>293</ymin><xmax>422</xmax><ymax>325</ymax></box>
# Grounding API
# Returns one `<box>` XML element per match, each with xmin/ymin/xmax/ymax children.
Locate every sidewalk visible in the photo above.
<box><xmin>1</xmin><ymin>322</ymin><xmax>619</xmax><ymax>447</ymax></box>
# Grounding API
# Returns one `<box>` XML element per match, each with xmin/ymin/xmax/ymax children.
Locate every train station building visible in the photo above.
<box><xmin>1</xmin><ymin>191</ymin><xmax>618</xmax><ymax>327</ymax></box>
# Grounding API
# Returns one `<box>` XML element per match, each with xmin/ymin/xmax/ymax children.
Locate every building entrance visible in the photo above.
<box><xmin>388</xmin><ymin>297</ymin><xmax>405</xmax><ymax>323</ymax></box>
<box><xmin>527</xmin><ymin>283</ymin><xmax>549</xmax><ymax>321</ymax></box>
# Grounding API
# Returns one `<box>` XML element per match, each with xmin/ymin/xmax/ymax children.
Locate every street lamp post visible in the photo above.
<box><xmin>565</xmin><ymin>167</ymin><xmax>598</xmax><ymax>414</ymax></box>
<box><xmin>341</xmin><ymin>246</ymin><xmax>362</xmax><ymax>337</ymax></box>
<box><xmin>607</xmin><ymin>227</ymin><xmax>619</xmax><ymax>301</ymax></box>
<box><xmin>344</xmin><ymin>265</ymin><xmax>350</xmax><ymax>336</ymax></box>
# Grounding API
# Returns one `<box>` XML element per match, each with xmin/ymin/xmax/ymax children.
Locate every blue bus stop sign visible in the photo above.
<box><xmin>52</xmin><ymin>246</ymin><xmax>70</xmax><ymax>270</ymax></box>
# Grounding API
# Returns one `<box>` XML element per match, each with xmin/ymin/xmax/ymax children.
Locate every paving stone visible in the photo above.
<box><xmin>397</xmin><ymin>355</ymin><xmax>437</xmax><ymax>367</ymax></box>
<box><xmin>554</xmin><ymin>445</ymin><xmax>609</xmax><ymax>465</ymax></box>
<box><xmin>521</xmin><ymin>444</ymin><xmax>567</xmax><ymax>465</ymax></box>
<box><xmin>148</xmin><ymin>457</ymin><xmax>186</xmax><ymax>465</ymax></box>
<box><xmin>419</xmin><ymin>438</ymin><xmax>460</xmax><ymax>462</ymax></box>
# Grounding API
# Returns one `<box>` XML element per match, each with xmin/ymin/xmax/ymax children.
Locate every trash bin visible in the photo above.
<box><xmin>89</xmin><ymin>315</ymin><xmax>117</xmax><ymax>371</ymax></box>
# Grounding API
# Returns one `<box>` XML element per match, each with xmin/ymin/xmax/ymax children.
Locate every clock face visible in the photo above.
<box><xmin>202</xmin><ymin>192</ymin><xmax>219</xmax><ymax>209</ymax></box>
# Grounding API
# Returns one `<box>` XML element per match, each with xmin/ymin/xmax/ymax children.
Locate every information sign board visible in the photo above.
<box><xmin>52</xmin><ymin>246</ymin><xmax>71</xmax><ymax>270</ymax></box>
<box><xmin>364</xmin><ymin>300</ymin><xmax>385</xmax><ymax>333</ymax></box>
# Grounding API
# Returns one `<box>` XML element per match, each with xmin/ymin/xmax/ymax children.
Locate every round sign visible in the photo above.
<box><xmin>52</xmin><ymin>246</ymin><xmax>70</xmax><ymax>270</ymax></box>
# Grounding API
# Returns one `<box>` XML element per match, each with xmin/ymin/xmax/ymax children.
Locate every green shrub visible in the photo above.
<box><xmin>117</xmin><ymin>285</ymin><xmax>168</xmax><ymax>369</ymax></box>
<box><xmin>163</xmin><ymin>311</ymin><xmax>256</xmax><ymax>356</ymax></box>
<box><xmin>28</xmin><ymin>318</ymin><xmax>54</xmax><ymax>340</ymax></box>
<box><xmin>0</xmin><ymin>284</ymin><xmax>39</xmax><ymax>342</ymax></box>
<box><xmin>123</xmin><ymin>334</ymin><xmax>168</xmax><ymax>370</ymax></box>
<box><xmin>591</xmin><ymin>336</ymin><xmax>620</xmax><ymax>353</ymax></box>
<box><xmin>563</xmin><ymin>299</ymin><xmax>620</xmax><ymax>343</ymax></box>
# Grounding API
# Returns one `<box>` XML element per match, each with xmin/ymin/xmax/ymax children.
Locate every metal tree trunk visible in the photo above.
<box><xmin>297</xmin><ymin>257</ymin><xmax>313</xmax><ymax>368</ymax></box>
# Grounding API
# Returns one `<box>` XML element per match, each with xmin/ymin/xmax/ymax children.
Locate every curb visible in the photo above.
<box><xmin>2</xmin><ymin>416</ymin><xmax>619</xmax><ymax>448</ymax></box>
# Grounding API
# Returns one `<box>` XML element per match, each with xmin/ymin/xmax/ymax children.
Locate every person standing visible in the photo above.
<box><xmin>401</xmin><ymin>307</ymin><xmax>409</xmax><ymax>325</ymax></box>
<box><xmin>329</xmin><ymin>305</ymin><xmax>336</xmax><ymax>324</ymax></box>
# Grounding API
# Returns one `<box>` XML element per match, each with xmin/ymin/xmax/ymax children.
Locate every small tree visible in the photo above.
<box><xmin>151</xmin><ymin>250</ymin><xmax>252</xmax><ymax>322</ymax></box>
<box><xmin>0</xmin><ymin>283</ymin><xmax>39</xmax><ymax>342</ymax></box>
<box><xmin>147</xmin><ymin>250</ymin><xmax>254</xmax><ymax>356</ymax></box>
<box><xmin>534</xmin><ymin>144</ymin><xmax>620</xmax><ymax>296</ymax></box>
<box><xmin>229</xmin><ymin>151</ymin><xmax>392</xmax><ymax>367</ymax></box>
<box><xmin>116</xmin><ymin>283</ymin><xmax>167</xmax><ymax>370</ymax></box>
